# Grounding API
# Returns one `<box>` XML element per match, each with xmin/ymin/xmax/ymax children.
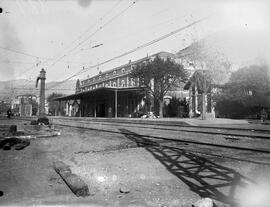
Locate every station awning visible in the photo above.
<box><xmin>53</xmin><ymin>87</ymin><xmax>145</xmax><ymax>101</ymax></box>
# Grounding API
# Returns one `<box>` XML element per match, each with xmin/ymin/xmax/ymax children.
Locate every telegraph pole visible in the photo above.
<box><xmin>36</xmin><ymin>69</ymin><xmax>46</xmax><ymax>116</ymax></box>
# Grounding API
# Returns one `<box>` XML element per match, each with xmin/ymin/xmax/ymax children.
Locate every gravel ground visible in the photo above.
<box><xmin>1</xmin><ymin>117</ymin><xmax>270</xmax><ymax>207</ymax></box>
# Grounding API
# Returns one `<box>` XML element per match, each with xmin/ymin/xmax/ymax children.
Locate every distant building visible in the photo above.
<box><xmin>15</xmin><ymin>94</ymin><xmax>37</xmax><ymax>116</ymax></box>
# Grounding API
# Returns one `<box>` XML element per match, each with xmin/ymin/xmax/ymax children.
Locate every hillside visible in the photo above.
<box><xmin>0</xmin><ymin>79</ymin><xmax>76</xmax><ymax>101</ymax></box>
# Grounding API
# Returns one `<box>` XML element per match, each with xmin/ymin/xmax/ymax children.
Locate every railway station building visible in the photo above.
<box><xmin>54</xmin><ymin>52</ymin><xmax>179</xmax><ymax>118</ymax></box>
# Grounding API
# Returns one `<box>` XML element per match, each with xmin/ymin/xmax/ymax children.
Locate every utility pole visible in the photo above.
<box><xmin>36</xmin><ymin>69</ymin><xmax>46</xmax><ymax>116</ymax></box>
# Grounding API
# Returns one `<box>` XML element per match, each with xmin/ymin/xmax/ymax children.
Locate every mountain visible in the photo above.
<box><xmin>0</xmin><ymin>79</ymin><xmax>77</xmax><ymax>101</ymax></box>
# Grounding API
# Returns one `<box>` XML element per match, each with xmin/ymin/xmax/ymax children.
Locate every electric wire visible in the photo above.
<box><xmin>47</xmin><ymin>16</ymin><xmax>208</xmax><ymax>90</ymax></box>
<box><xmin>46</xmin><ymin>0</ymin><xmax>138</xmax><ymax>71</ymax></box>
<box><xmin>0</xmin><ymin>45</ymin><xmax>51</xmax><ymax>60</ymax></box>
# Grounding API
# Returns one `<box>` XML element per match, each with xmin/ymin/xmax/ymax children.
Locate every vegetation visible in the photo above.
<box><xmin>214</xmin><ymin>64</ymin><xmax>270</xmax><ymax>118</ymax></box>
<box><xmin>130</xmin><ymin>56</ymin><xmax>188</xmax><ymax>117</ymax></box>
<box><xmin>0</xmin><ymin>101</ymin><xmax>9</xmax><ymax>114</ymax></box>
<box><xmin>164</xmin><ymin>97</ymin><xmax>189</xmax><ymax>117</ymax></box>
<box><xmin>47</xmin><ymin>93</ymin><xmax>65</xmax><ymax>116</ymax></box>
<box><xmin>29</xmin><ymin>99</ymin><xmax>38</xmax><ymax>116</ymax></box>
<box><xmin>183</xmin><ymin>41</ymin><xmax>231</xmax><ymax>119</ymax></box>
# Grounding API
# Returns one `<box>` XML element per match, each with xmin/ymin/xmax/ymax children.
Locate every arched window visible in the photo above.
<box><xmin>113</xmin><ymin>70</ymin><xmax>116</xmax><ymax>75</ymax></box>
<box><xmin>122</xmin><ymin>68</ymin><xmax>125</xmax><ymax>73</ymax></box>
<box><xmin>121</xmin><ymin>80</ymin><xmax>125</xmax><ymax>87</ymax></box>
<box><xmin>113</xmin><ymin>82</ymin><xmax>116</xmax><ymax>87</ymax></box>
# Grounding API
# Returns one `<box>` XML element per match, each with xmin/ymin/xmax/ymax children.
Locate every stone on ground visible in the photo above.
<box><xmin>119</xmin><ymin>185</ymin><xmax>130</xmax><ymax>194</ymax></box>
<box><xmin>193</xmin><ymin>198</ymin><xmax>214</xmax><ymax>207</ymax></box>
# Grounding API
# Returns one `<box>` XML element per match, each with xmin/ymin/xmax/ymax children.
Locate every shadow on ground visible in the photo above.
<box><xmin>119</xmin><ymin>128</ymin><xmax>254</xmax><ymax>207</ymax></box>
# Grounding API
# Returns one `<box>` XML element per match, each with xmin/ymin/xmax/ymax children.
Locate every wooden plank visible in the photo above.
<box><xmin>53</xmin><ymin>161</ymin><xmax>90</xmax><ymax>197</ymax></box>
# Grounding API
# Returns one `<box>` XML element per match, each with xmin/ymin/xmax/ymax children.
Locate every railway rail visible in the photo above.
<box><xmin>52</xmin><ymin>117</ymin><xmax>270</xmax><ymax>134</ymax></box>
<box><xmin>12</xmin><ymin>117</ymin><xmax>270</xmax><ymax>165</ymax></box>
<box><xmin>49</xmin><ymin>118</ymin><xmax>270</xmax><ymax>139</ymax></box>
<box><xmin>54</xmin><ymin>122</ymin><xmax>270</xmax><ymax>166</ymax></box>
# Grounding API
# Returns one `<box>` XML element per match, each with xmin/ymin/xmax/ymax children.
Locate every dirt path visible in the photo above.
<box><xmin>1</xmin><ymin>118</ymin><xmax>270</xmax><ymax>206</ymax></box>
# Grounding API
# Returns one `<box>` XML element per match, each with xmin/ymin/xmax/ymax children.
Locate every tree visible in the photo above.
<box><xmin>29</xmin><ymin>99</ymin><xmax>38</xmax><ymax>116</ymax></box>
<box><xmin>214</xmin><ymin>64</ymin><xmax>270</xmax><ymax>118</ymax></box>
<box><xmin>180</xmin><ymin>41</ymin><xmax>232</xmax><ymax>119</ymax></box>
<box><xmin>0</xmin><ymin>101</ymin><xmax>9</xmax><ymax>114</ymax></box>
<box><xmin>130</xmin><ymin>56</ymin><xmax>188</xmax><ymax>118</ymax></box>
<box><xmin>75</xmin><ymin>79</ymin><xmax>81</xmax><ymax>93</ymax></box>
<box><xmin>47</xmin><ymin>93</ymin><xmax>65</xmax><ymax>116</ymax></box>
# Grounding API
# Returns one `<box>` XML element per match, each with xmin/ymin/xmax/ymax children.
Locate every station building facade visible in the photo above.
<box><xmin>55</xmin><ymin>51</ymin><xmax>176</xmax><ymax>118</ymax></box>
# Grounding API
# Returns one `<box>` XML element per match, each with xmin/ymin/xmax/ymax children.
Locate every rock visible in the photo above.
<box><xmin>119</xmin><ymin>185</ymin><xmax>130</xmax><ymax>194</ymax></box>
<box><xmin>15</xmin><ymin>142</ymin><xmax>30</xmax><ymax>150</ymax></box>
<box><xmin>0</xmin><ymin>138</ymin><xmax>30</xmax><ymax>150</ymax></box>
<box><xmin>193</xmin><ymin>198</ymin><xmax>213</xmax><ymax>207</ymax></box>
<box><xmin>9</xmin><ymin>125</ymin><xmax>17</xmax><ymax>135</ymax></box>
<box><xmin>37</xmin><ymin>117</ymin><xmax>49</xmax><ymax>125</ymax></box>
<box><xmin>64</xmin><ymin>173</ymin><xmax>90</xmax><ymax>197</ymax></box>
<box><xmin>53</xmin><ymin>161</ymin><xmax>72</xmax><ymax>175</ymax></box>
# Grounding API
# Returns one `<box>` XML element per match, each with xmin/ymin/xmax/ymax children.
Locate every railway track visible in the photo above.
<box><xmin>9</xmin><ymin>117</ymin><xmax>270</xmax><ymax>165</ymax></box>
<box><xmin>52</xmin><ymin>117</ymin><xmax>270</xmax><ymax>134</ymax></box>
<box><xmin>55</xmin><ymin>122</ymin><xmax>270</xmax><ymax>166</ymax></box>
<box><xmin>50</xmin><ymin>118</ymin><xmax>270</xmax><ymax>140</ymax></box>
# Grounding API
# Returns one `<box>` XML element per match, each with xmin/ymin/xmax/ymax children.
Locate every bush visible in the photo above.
<box><xmin>37</xmin><ymin>117</ymin><xmax>49</xmax><ymax>125</ymax></box>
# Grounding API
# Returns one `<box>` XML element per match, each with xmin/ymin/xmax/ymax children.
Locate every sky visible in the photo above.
<box><xmin>0</xmin><ymin>0</ymin><xmax>269</xmax><ymax>84</ymax></box>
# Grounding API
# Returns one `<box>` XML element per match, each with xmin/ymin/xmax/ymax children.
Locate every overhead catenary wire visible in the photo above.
<box><xmin>66</xmin><ymin>0</ymin><xmax>124</xmax><ymax>48</ymax></box>
<box><xmin>0</xmin><ymin>60</ymin><xmax>37</xmax><ymax>65</ymax></box>
<box><xmin>6</xmin><ymin>0</ymin><xmax>137</xmax><ymax>95</ymax></box>
<box><xmin>47</xmin><ymin>16</ymin><xmax>208</xmax><ymax>90</ymax></box>
<box><xmin>0</xmin><ymin>45</ymin><xmax>52</xmax><ymax>60</ymax></box>
<box><xmin>78</xmin><ymin>13</ymin><xmax>189</xmax><ymax>52</ymax></box>
<box><xmin>37</xmin><ymin>0</ymin><xmax>124</xmax><ymax>71</ymax></box>
<box><xmin>46</xmin><ymin>0</ymin><xmax>138</xmax><ymax>70</ymax></box>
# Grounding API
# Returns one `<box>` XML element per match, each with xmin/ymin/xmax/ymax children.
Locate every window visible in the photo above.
<box><xmin>121</xmin><ymin>80</ymin><xmax>125</xmax><ymax>87</ymax></box>
<box><xmin>99</xmin><ymin>76</ymin><xmax>101</xmax><ymax>80</ymax></box>
<box><xmin>113</xmin><ymin>70</ymin><xmax>116</xmax><ymax>75</ymax></box>
<box><xmin>113</xmin><ymin>82</ymin><xmax>116</xmax><ymax>87</ymax></box>
<box><xmin>130</xmin><ymin>78</ymin><xmax>135</xmax><ymax>86</ymax></box>
<box><xmin>122</xmin><ymin>68</ymin><xmax>125</xmax><ymax>73</ymax></box>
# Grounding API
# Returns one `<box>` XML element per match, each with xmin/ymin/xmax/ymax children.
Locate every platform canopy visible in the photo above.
<box><xmin>53</xmin><ymin>87</ymin><xmax>145</xmax><ymax>101</ymax></box>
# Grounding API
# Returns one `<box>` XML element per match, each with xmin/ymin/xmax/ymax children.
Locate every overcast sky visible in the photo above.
<box><xmin>0</xmin><ymin>0</ymin><xmax>269</xmax><ymax>82</ymax></box>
